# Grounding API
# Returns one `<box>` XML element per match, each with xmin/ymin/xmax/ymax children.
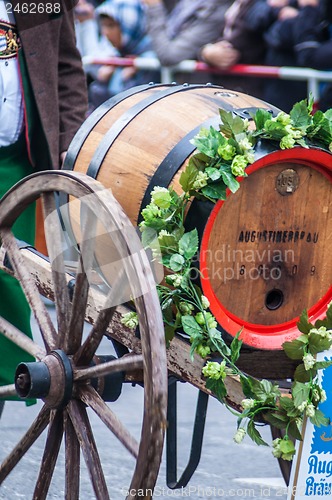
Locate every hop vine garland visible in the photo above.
<box><xmin>122</xmin><ymin>96</ymin><xmax>332</xmax><ymax>461</ymax></box>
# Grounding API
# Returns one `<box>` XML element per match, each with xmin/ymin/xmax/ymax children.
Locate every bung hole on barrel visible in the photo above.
<box><xmin>265</xmin><ymin>288</ymin><xmax>284</xmax><ymax>311</ymax></box>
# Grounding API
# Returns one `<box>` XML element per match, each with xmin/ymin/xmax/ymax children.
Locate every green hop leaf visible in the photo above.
<box><xmin>292</xmin><ymin>381</ymin><xmax>310</xmax><ymax>409</ymax></box>
<box><xmin>247</xmin><ymin>420</ymin><xmax>268</xmax><ymax>446</ymax></box>
<box><xmin>178</xmin><ymin>229</ymin><xmax>199</xmax><ymax>260</ymax></box>
<box><xmin>253</xmin><ymin>108</ymin><xmax>273</xmax><ymax>131</ymax></box>
<box><xmin>309</xmin><ymin>408</ymin><xmax>330</xmax><ymax>427</ymax></box>
<box><xmin>219</xmin><ymin>109</ymin><xmax>247</xmax><ymax>138</ymax></box>
<box><xmin>179</xmin><ymin>161</ymin><xmax>200</xmax><ymax>192</ymax></box>
<box><xmin>308</xmin><ymin>331</ymin><xmax>332</xmax><ymax>354</ymax></box>
<box><xmin>287</xmin><ymin>419</ymin><xmax>303</xmax><ymax>441</ymax></box>
<box><xmin>230</xmin><ymin>329</ymin><xmax>243</xmax><ymax>363</ymax></box>
<box><xmin>191</xmin><ymin>126</ymin><xmax>225</xmax><ymax>158</ymax></box>
<box><xmin>282</xmin><ymin>338</ymin><xmax>307</xmax><ymax>360</ymax></box>
<box><xmin>205</xmin><ymin>166</ymin><xmax>222</xmax><ymax>181</ymax></box>
<box><xmin>293</xmin><ymin>363</ymin><xmax>316</xmax><ymax>383</ymax></box>
<box><xmin>169</xmin><ymin>253</ymin><xmax>185</xmax><ymax>272</ymax></box>
<box><xmin>290</xmin><ymin>99</ymin><xmax>312</xmax><ymax>129</ymax></box>
<box><xmin>205</xmin><ymin>377</ymin><xmax>227</xmax><ymax>401</ymax></box>
<box><xmin>264</xmin><ymin>411</ymin><xmax>288</xmax><ymax>430</ymax></box>
<box><xmin>200</xmin><ymin>181</ymin><xmax>227</xmax><ymax>200</ymax></box>
<box><xmin>181</xmin><ymin>314</ymin><xmax>203</xmax><ymax>338</ymax></box>
<box><xmin>220</xmin><ymin>164</ymin><xmax>241</xmax><ymax>192</ymax></box>
<box><xmin>297</xmin><ymin>309</ymin><xmax>314</xmax><ymax>334</ymax></box>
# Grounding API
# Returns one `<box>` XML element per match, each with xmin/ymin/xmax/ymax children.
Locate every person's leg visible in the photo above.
<box><xmin>0</xmin><ymin>139</ymin><xmax>36</xmax><ymax>400</ymax></box>
<box><xmin>0</xmin><ymin>270</ymin><xmax>35</xmax><ymax>387</ymax></box>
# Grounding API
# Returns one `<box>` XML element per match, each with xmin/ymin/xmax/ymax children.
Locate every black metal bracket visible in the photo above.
<box><xmin>232</xmin><ymin>106</ymin><xmax>275</xmax><ymax>120</ymax></box>
<box><xmin>3</xmin><ymin>238</ymin><xmax>36</xmax><ymax>272</ymax></box>
<box><xmin>166</xmin><ymin>379</ymin><xmax>209</xmax><ymax>489</ymax></box>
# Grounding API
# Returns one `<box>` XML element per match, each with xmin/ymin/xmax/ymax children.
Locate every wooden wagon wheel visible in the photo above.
<box><xmin>0</xmin><ymin>170</ymin><xmax>168</xmax><ymax>499</ymax></box>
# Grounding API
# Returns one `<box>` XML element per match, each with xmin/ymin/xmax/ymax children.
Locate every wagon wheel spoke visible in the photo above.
<box><xmin>78</xmin><ymin>384</ymin><xmax>139</xmax><ymax>458</ymax></box>
<box><xmin>33</xmin><ymin>410</ymin><xmax>64</xmax><ymax>500</ymax></box>
<box><xmin>41</xmin><ymin>192</ymin><xmax>71</xmax><ymax>346</ymax></box>
<box><xmin>73</xmin><ymin>304</ymin><xmax>116</xmax><ymax>366</ymax></box>
<box><xmin>0</xmin><ymin>228</ymin><xmax>57</xmax><ymax>351</ymax></box>
<box><xmin>67</xmin><ymin>399</ymin><xmax>110</xmax><ymax>500</ymax></box>
<box><xmin>0</xmin><ymin>316</ymin><xmax>46</xmax><ymax>360</ymax></box>
<box><xmin>65</xmin><ymin>207</ymin><xmax>97</xmax><ymax>355</ymax></box>
<box><xmin>74</xmin><ymin>353</ymin><xmax>143</xmax><ymax>381</ymax></box>
<box><xmin>0</xmin><ymin>384</ymin><xmax>16</xmax><ymax>399</ymax></box>
<box><xmin>74</xmin><ymin>268</ymin><xmax>126</xmax><ymax>366</ymax></box>
<box><xmin>64</xmin><ymin>412</ymin><xmax>80</xmax><ymax>500</ymax></box>
<box><xmin>0</xmin><ymin>405</ymin><xmax>51</xmax><ymax>483</ymax></box>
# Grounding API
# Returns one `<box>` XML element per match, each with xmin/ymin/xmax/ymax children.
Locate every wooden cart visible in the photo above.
<box><xmin>0</xmin><ymin>84</ymin><xmax>331</xmax><ymax>499</ymax></box>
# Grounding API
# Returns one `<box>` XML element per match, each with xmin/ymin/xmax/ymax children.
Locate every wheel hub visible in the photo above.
<box><xmin>14</xmin><ymin>352</ymin><xmax>124</xmax><ymax>407</ymax></box>
<box><xmin>15</xmin><ymin>349</ymin><xmax>73</xmax><ymax>409</ymax></box>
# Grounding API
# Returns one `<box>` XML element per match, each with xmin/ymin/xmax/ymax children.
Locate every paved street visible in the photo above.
<box><xmin>0</xmin><ymin>303</ymin><xmax>288</xmax><ymax>499</ymax></box>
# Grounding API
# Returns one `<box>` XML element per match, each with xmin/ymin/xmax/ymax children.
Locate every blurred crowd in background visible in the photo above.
<box><xmin>73</xmin><ymin>0</ymin><xmax>332</xmax><ymax>114</ymax></box>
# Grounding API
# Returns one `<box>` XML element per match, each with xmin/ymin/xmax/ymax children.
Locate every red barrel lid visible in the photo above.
<box><xmin>200</xmin><ymin>147</ymin><xmax>332</xmax><ymax>349</ymax></box>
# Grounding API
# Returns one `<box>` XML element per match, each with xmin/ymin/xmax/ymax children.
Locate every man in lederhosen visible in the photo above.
<box><xmin>0</xmin><ymin>0</ymin><xmax>88</xmax><ymax>416</ymax></box>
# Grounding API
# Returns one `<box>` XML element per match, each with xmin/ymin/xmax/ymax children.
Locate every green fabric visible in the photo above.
<box><xmin>0</xmin><ymin>133</ymin><xmax>36</xmax><ymax>403</ymax></box>
<box><xmin>0</xmin><ymin>45</ymin><xmax>44</xmax><ymax>405</ymax></box>
<box><xmin>0</xmin><ymin>46</ymin><xmax>48</xmax><ymax>405</ymax></box>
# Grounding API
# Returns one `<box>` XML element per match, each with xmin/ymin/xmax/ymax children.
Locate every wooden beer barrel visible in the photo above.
<box><xmin>63</xmin><ymin>84</ymin><xmax>332</xmax><ymax>351</ymax></box>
